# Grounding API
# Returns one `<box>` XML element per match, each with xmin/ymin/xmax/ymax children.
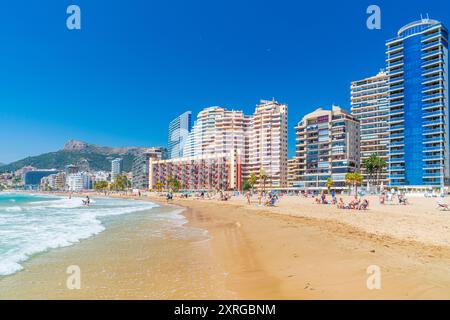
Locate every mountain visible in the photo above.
<box><xmin>0</xmin><ymin>140</ymin><xmax>149</xmax><ymax>173</ymax></box>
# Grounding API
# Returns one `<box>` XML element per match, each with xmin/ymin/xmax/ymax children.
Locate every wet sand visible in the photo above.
<box><xmin>2</xmin><ymin>192</ymin><xmax>450</xmax><ymax>299</ymax></box>
<box><xmin>176</xmin><ymin>197</ymin><xmax>450</xmax><ymax>299</ymax></box>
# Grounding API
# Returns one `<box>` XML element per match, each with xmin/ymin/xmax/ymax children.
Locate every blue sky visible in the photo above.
<box><xmin>0</xmin><ymin>0</ymin><xmax>449</xmax><ymax>163</ymax></box>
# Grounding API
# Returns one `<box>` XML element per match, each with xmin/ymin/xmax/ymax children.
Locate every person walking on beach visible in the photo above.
<box><xmin>246</xmin><ymin>191</ymin><xmax>251</xmax><ymax>205</ymax></box>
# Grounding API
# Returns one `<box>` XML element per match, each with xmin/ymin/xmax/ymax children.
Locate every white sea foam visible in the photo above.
<box><xmin>0</xmin><ymin>195</ymin><xmax>169</xmax><ymax>276</ymax></box>
<box><xmin>5</xmin><ymin>206</ymin><xmax>22</xmax><ymax>212</ymax></box>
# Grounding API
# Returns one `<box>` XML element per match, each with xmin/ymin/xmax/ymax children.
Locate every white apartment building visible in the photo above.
<box><xmin>351</xmin><ymin>70</ymin><xmax>389</xmax><ymax>185</ymax></box>
<box><xmin>160</xmin><ymin>99</ymin><xmax>289</xmax><ymax>191</ymax></box>
<box><xmin>247</xmin><ymin>99</ymin><xmax>288</xmax><ymax>188</ymax></box>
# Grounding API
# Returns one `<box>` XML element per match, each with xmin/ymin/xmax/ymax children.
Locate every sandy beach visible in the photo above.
<box><xmin>1</xmin><ymin>191</ymin><xmax>450</xmax><ymax>299</ymax></box>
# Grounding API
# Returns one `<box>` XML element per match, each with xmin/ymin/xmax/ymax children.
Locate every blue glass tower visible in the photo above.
<box><xmin>168</xmin><ymin>111</ymin><xmax>192</xmax><ymax>159</ymax></box>
<box><xmin>387</xmin><ymin>19</ymin><xmax>449</xmax><ymax>189</ymax></box>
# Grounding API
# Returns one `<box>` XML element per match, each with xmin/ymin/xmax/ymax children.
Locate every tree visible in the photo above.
<box><xmin>111</xmin><ymin>174</ymin><xmax>129</xmax><ymax>191</ymax></box>
<box><xmin>94</xmin><ymin>180</ymin><xmax>108</xmax><ymax>191</ymax></box>
<box><xmin>242</xmin><ymin>179</ymin><xmax>251</xmax><ymax>191</ymax></box>
<box><xmin>259</xmin><ymin>169</ymin><xmax>268</xmax><ymax>192</ymax></box>
<box><xmin>326</xmin><ymin>178</ymin><xmax>334</xmax><ymax>194</ymax></box>
<box><xmin>167</xmin><ymin>177</ymin><xmax>181</xmax><ymax>192</ymax></box>
<box><xmin>345</xmin><ymin>172</ymin><xmax>363</xmax><ymax>195</ymax></box>
<box><xmin>362</xmin><ymin>154</ymin><xmax>387</xmax><ymax>192</ymax></box>
<box><xmin>248</xmin><ymin>173</ymin><xmax>258</xmax><ymax>191</ymax></box>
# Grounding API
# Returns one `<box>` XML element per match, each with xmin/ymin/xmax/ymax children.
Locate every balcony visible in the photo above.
<box><xmin>390</xmin><ymin>174</ymin><xmax>405</xmax><ymax>179</ymax></box>
<box><xmin>422</xmin><ymin>101</ymin><xmax>445</xmax><ymax>110</ymax></box>
<box><xmin>423</xmin><ymin>155</ymin><xmax>443</xmax><ymax>160</ymax></box>
<box><xmin>422</xmin><ymin>66</ymin><xmax>444</xmax><ymax>76</ymax></box>
<box><xmin>423</xmin><ymin>145</ymin><xmax>443</xmax><ymax>152</ymax></box>
<box><xmin>422</xmin><ymin>58</ymin><xmax>443</xmax><ymax>68</ymax></box>
<box><xmin>389</xmin><ymin>84</ymin><xmax>404</xmax><ymax>91</ymax></box>
<box><xmin>423</xmin><ymin>128</ymin><xmax>444</xmax><ymax>135</ymax></box>
<box><xmin>422</xmin><ymin>32</ymin><xmax>442</xmax><ymax>42</ymax></box>
<box><xmin>390</xmin><ymin>157</ymin><xmax>405</xmax><ymax>163</ymax></box>
<box><xmin>422</xmin><ymin>75</ymin><xmax>444</xmax><ymax>84</ymax></box>
<box><xmin>422</xmin><ymin>40</ymin><xmax>443</xmax><ymax>50</ymax></box>
<box><xmin>423</xmin><ymin>137</ymin><xmax>444</xmax><ymax>144</ymax></box>
<box><xmin>422</xmin><ymin>49</ymin><xmax>443</xmax><ymax>59</ymax></box>
<box><xmin>390</xmin><ymin>101</ymin><xmax>404</xmax><ymax>108</ymax></box>
<box><xmin>387</xmin><ymin>52</ymin><xmax>404</xmax><ymax>60</ymax></box>
<box><xmin>422</xmin><ymin>84</ymin><xmax>444</xmax><ymax>93</ymax></box>
<box><xmin>390</xmin><ymin>124</ymin><xmax>404</xmax><ymax>131</ymax></box>
<box><xmin>422</xmin><ymin>93</ymin><xmax>445</xmax><ymax>102</ymax></box>
<box><xmin>389</xmin><ymin>92</ymin><xmax>404</xmax><ymax>99</ymax></box>
<box><xmin>389</xmin><ymin>166</ymin><xmax>405</xmax><ymax>171</ymax></box>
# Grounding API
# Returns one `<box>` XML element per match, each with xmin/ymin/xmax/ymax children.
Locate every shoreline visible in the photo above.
<box><xmin>145</xmin><ymin>194</ymin><xmax>450</xmax><ymax>299</ymax></box>
<box><xmin>2</xmin><ymin>191</ymin><xmax>450</xmax><ymax>299</ymax></box>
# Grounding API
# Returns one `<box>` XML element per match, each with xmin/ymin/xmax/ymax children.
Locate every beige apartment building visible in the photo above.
<box><xmin>292</xmin><ymin>106</ymin><xmax>360</xmax><ymax>191</ymax></box>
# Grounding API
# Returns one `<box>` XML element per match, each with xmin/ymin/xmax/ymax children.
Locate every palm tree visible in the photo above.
<box><xmin>326</xmin><ymin>178</ymin><xmax>334</xmax><ymax>194</ymax></box>
<box><xmin>362</xmin><ymin>155</ymin><xmax>387</xmax><ymax>192</ymax></box>
<box><xmin>249</xmin><ymin>173</ymin><xmax>258</xmax><ymax>191</ymax></box>
<box><xmin>345</xmin><ymin>173</ymin><xmax>354</xmax><ymax>195</ymax></box>
<box><xmin>345</xmin><ymin>172</ymin><xmax>363</xmax><ymax>195</ymax></box>
<box><xmin>362</xmin><ymin>156</ymin><xmax>376</xmax><ymax>191</ymax></box>
<box><xmin>259</xmin><ymin>169</ymin><xmax>268</xmax><ymax>192</ymax></box>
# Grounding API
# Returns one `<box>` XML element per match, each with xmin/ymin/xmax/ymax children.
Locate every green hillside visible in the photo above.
<box><xmin>0</xmin><ymin>151</ymin><xmax>135</xmax><ymax>173</ymax></box>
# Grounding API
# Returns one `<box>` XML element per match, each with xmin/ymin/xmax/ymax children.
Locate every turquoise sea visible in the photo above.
<box><xmin>0</xmin><ymin>193</ymin><xmax>181</xmax><ymax>276</ymax></box>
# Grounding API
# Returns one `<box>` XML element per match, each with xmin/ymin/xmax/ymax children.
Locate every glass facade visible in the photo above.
<box><xmin>387</xmin><ymin>19</ymin><xmax>449</xmax><ymax>187</ymax></box>
<box><xmin>168</xmin><ymin>111</ymin><xmax>192</xmax><ymax>159</ymax></box>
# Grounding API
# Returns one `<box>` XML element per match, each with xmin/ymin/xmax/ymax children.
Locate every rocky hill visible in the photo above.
<box><xmin>0</xmin><ymin>140</ymin><xmax>150</xmax><ymax>173</ymax></box>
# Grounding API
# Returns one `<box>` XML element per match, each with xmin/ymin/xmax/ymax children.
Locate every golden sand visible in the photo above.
<box><xmin>1</xmin><ymin>192</ymin><xmax>450</xmax><ymax>299</ymax></box>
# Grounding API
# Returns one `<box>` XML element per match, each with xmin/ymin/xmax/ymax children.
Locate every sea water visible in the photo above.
<box><xmin>0</xmin><ymin>193</ymin><xmax>169</xmax><ymax>276</ymax></box>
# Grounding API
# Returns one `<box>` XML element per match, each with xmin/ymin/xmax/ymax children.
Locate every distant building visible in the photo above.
<box><xmin>16</xmin><ymin>166</ymin><xmax>35</xmax><ymax>183</ymax></box>
<box><xmin>132</xmin><ymin>147</ymin><xmax>168</xmax><ymax>189</ymax></box>
<box><xmin>66</xmin><ymin>172</ymin><xmax>92</xmax><ymax>191</ymax></box>
<box><xmin>24</xmin><ymin>169</ymin><xmax>59</xmax><ymax>189</ymax></box>
<box><xmin>41</xmin><ymin>171</ymin><xmax>66</xmax><ymax>190</ymax></box>
<box><xmin>293</xmin><ymin>106</ymin><xmax>360</xmax><ymax>191</ymax></box>
<box><xmin>78</xmin><ymin>159</ymin><xmax>90</xmax><ymax>172</ymax></box>
<box><xmin>111</xmin><ymin>158</ymin><xmax>123</xmax><ymax>182</ymax></box>
<box><xmin>65</xmin><ymin>164</ymin><xmax>79</xmax><ymax>175</ymax></box>
<box><xmin>168</xmin><ymin>111</ymin><xmax>192</xmax><ymax>159</ymax></box>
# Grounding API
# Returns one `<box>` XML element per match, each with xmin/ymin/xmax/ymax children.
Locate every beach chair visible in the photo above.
<box><xmin>437</xmin><ymin>202</ymin><xmax>450</xmax><ymax>211</ymax></box>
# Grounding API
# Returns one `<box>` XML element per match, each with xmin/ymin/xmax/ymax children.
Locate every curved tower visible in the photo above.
<box><xmin>387</xmin><ymin>18</ymin><xmax>449</xmax><ymax>189</ymax></box>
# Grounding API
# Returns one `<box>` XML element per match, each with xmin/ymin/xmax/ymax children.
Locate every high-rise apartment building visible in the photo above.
<box><xmin>293</xmin><ymin>106</ymin><xmax>360</xmax><ymax>191</ymax></box>
<box><xmin>132</xmin><ymin>147</ymin><xmax>167</xmax><ymax>189</ymax></box>
<box><xmin>386</xmin><ymin>18</ymin><xmax>449</xmax><ymax>188</ymax></box>
<box><xmin>111</xmin><ymin>158</ymin><xmax>123</xmax><ymax>182</ymax></box>
<box><xmin>168</xmin><ymin>111</ymin><xmax>192</xmax><ymax>159</ymax></box>
<box><xmin>157</xmin><ymin>100</ymin><xmax>288</xmax><ymax>191</ymax></box>
<box><xmin>351</xmin><ymin>70</ymin><xmax>389</xmax><ymax>186</ymax></box>
<box><xmin>247</xmin><ymin>99</ymin><xmax>288</xmax><ymax>188</ymax></box>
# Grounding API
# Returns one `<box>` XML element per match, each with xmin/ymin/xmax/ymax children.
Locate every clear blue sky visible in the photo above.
<box><xmin>0</xmin><ymin>0</ymin><xmax>449</xmax><ymax>163</ymax></box>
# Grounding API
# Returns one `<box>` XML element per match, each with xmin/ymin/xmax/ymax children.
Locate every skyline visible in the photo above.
<box><xmin>1</xmin><ymin>1</ymin><xmax>450</xmax><ymax>163</ymax></box>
